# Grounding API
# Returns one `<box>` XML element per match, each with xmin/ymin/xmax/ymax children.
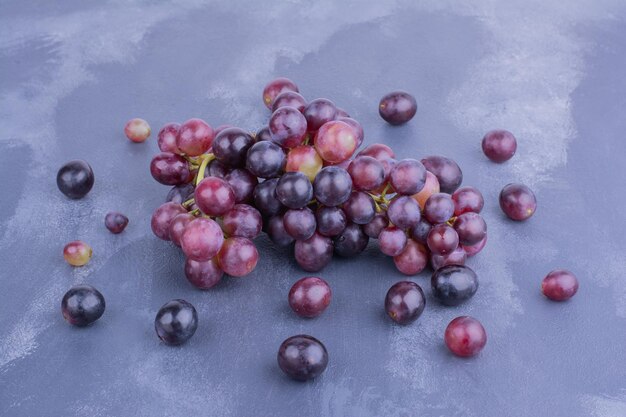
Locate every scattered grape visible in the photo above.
<box><xmin>499</xmin><ymin>183</ymin><xmax>537</xmax><ymax>221</ymax></box>
<box><xmin>445</xmin><ymin>316</ymin><xmax>487</xmax><ymax>357</ymax></box>
<box><xmin>124</xmin><ymin>118</ymin><xmax>151</xmax><ymax>143</ymax></box>
<box><xmin>385</xmin><ymin>281</ymin><xmax>425</xmax><ymax>324</ymax></box>
<box><xmin>104</xmin><ymin>211</ymin><xmax>129</xmax><ymax>234</ymax></box>
<box><xmin>57</xmin><ymin>160</ymin><xmax>95</xmax><ymax>199</ymax></box>
<box><xmin>541</xmin><ymin>269</ymin><xmax>578</xmax><ymax>301</ymax></box>
<box><xmin>482</xmin><ymin>129</ymin><xmax>517</xmax><ymax>162</ymax></box>
<box><xmin>155</xmin><ymin>299</ymin><xmax>198</xmax><ymax>345</ymax></box>
<box><xmin>379</xmin><ymin>91</ymin><xmax>417</xmax><ymax>125</ymax></box>
<box><xmin>431</xmin><ymin>265</ymin><xmax>479</xmax><ymax>306</ymax></box>
<box><xmin>61</xmin><ymin>285</ymin><xmax>105</xmax><ymax>326</ymax></box>
<box><xmin>288</xmin><ymin>277</ymin><xmax>332</xmax><ymax>318</ymax></box>
<box><xmin>277</xmin><ymin>335</ymin><xmax>328</xmax><ymax>381</ymax></box>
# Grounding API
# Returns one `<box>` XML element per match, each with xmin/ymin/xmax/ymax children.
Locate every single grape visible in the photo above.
<box><xmin>313</xmin><ymin>166</ymin><xmax>353</xmax><ymax>207</ymax></box>
<box><xmin>410</xmin><ymin>218</ymin><xmax>432</xmax><ymax>244</ymax></box>
<box><xmin>336</xmin><ymin>117</ymin><xmax>364</xmax><ymax>147</ymax></box>
<box><xmin>283</xmin><ymin>208</ymin><xmax>317</xmax><ymax>240</ymax></box>
<box><xmin>104</xmin><ymin>212</ymin><xmax>129</xmax><ymax>234</ymax></box>
<box><xmin>426</xmin><ymin>224</ymin><xmax>459</xmax><ymax>255</ymax></box>
<box><xmin>206</xmin><ymin>158</ymin><xmax>230</xmax><ymax>178</ymax></box>
<box><xmin>267</xmin><ymin>214</ymin><xmax>295</xmax><ymax>246</ymax></box>
<box><xmin>387</xmin><ymin>196</ymin><xmax>421</xmax><ymax>230</ymax></box>
<box><xmin>157</xmin><ymin>122</ymin><xmax>180</xmax><ymax>153</ymax></box>
<box><xmin>168</xmin><ymin>213</ymin><xmax>194</xmax><ymax>246</ymax></box>
<box><xmin>393</xmin><ymin>239</ymin><xmax>428</xmax><ymax>275</ymax></box>
<box><xmin>253</xmin><ymin>179</ymin><xmax>283</xmax><ymax>216</ymax></box>
<box><xmin>217</xmin><ymin>237</ymin><xmax>259</xmax><ymax>277</ymax></box>
<box><xmin>150</xmin><ymin>152</ymin><xmax>191</xmax><ymax>185</ymax></box>
<box><xmin>499</xmin><ymin>183</ymin><xmax>537</xmax><ymax>221</ymax></box>
<box><xmin>379</xmin><ymin>91</ymin><xmax>417</xmax><ymax>125</ymax></box>
<box><xmin>61</xmin><ymin>285</ymin><xmax>105</xmax><ymax>326</ymax></box>
<box><xmin>303</xmin><ymin>98</ymin><xmax>337</xmax><ymax>132</ymax></box>
<box><xmin>421</xmin><ymin>156</ymin><xmax>463</xmax><ymax>194</ymax></box>
<box><xmin>453</xmin><ymin>212</ymin><xmax>487</xmax><ymax>246</ymax></box>
<box><xmin>389</xmin><ymin>159</ymin><xmax>427</xmax><ymax>195</ymax></box>
<box><xmin>124</xmin><ymin>118</ymin><xmax>151</xmax><ymax>143</ymax></box>
<box><xmin>277</xmin><ymin>335</ymin><xmax>328</xmax><ymax>381</ymax></box>
<box><xmin>411</xmin><ymin>171</ymin><xmax>440</xmax><ymax>209</ymax></box>
<box><xmin>272</xmin><ymin>91</ymin><xmax>307</xmax><ymax>112</ymax></box>
<box><xmin>431</xmin><ymin>265</ymin><xmax>479</xmax><ymax>306</ymax></box>
<box><xmin>288</xmin><ymin>277</ymin><xmax>332</xmax><ymax>318</ymax></box>
<box><xmin>155</xmin><ymin>299</ymin><xmax>198</xmax><ymax>345</ymax></box>
<box><xmin>445</xmin><ymin>316</ymin><xmax>487</xmax><ymax>357</ymax></box>
<box><xmin>357</xmin><ymin>143</ymin><xmax>395</xmax><ymax>161</ymax></box>
<box><xmin>314</xmin><ymin>120</ymin><xmax>357</xmax><ymax>164</ymax></box>
<box><xmin>195</xmin><ymin>177</ymin><xmax>236</xmax><ymax>216</ymax></box>
<box><xmin>333</xmin><ymin>223</ymin><xmax>369</xmax><ymax>257</ymax></box>
<box><xmin>255</xmin><ymin>126</ymin><xmax>272</xmax><ymax>142</ymax></box>
<box><xmin>225</xmin><ymin>168</ymin><xmax>258</xmax><ymax>204</ymax></box>
<box><xmin>246</xmin><ymin>140</ymin><xmax>285</xmax><ymax>179</ymax></box>
<box><xmin>275</xmin><ymin>172</ymin><xmax>313</xmax><ymax>209</ymax></box>
<box><xmin>385</xmin><ymin>281</ymin><xmax>425</xmax><ymax>324</ymax></box>
<box><xmin>222</xmin><ymin>204</ymin><xmax>262</xmax><ymax>239</ymax></box>
<box><xmin>57</xmin><ymin>160</ymin><xmax>95</xmax><ymax>199</ymax></box>
<box><xmin>212</xmin><ymin>128</ymin><xmax>255</xmax><ymax>168</ymax></box>
<box><xmin>294</xmin><ymin>233</ymin><xmax>333</xmax><ymax>272</ymax></box>
<box><xmin>151</xmin><ymin>202</ymin><xmax>187</xmax><ymax>240</ymax></box>
<box><xmin>166</xmin><ymin>183</ymin><xmax>195</xmax><ymax>204</ymax></box>
<box><xmin>176</xmin><ymin>118</ymin><xmax>214</xmax><ymax>156</ymax></box>
<box><xmin>378</xmin><ymin>226</ymin><xmax>407</xmax><ymax>256</ymax></box>
<box><xmin>285</xmin><ymin>145</ymin><xmax>323</xmax><ymax>181</ymax></box>
<box><xmin>181</xmin><ymin>217</ymin><xmax>224</xmax><ymax>262</ymax></box>
<box><xmin>541</xmin><ymin>269</ymin><xmax>578</xmax><ymax>301</ymax></box>
<box><xmin>461</xmin><ymin>234</ymin><xmax>487</xmax><ymax>257</ymax></box>
<box><xmin>342</xmin><ymin>191</ymin><xmax>376</xmax><ymax>225</ymax></box>
<box><xmin>263</xmin><ymin>77</ymin><xmax>299</xmax><ymax>109</ymax></box>
<box><xmin>214</xmin><ymin>124</ymin><xmax>234</xmax><ymax>136</ymax></box>
<box><xmin>363</xmin><ymin>212</ymin><xmax>388</xmax><ymax>239</ymax></box>
<box><xmin>269</xmin><ymin>106</ymin><xmax>308</xmax><ymax>149</ymax></box>
<box><xmin>348</xmin><ymin>156</ymin><xmax>385</xmax><ymax>191</ymax></box>
<box><xmin>316</xmin><ymin>206</ymin><xmax>347</xmax><ymax>237</ymax></box>
<box><xmin>423</xmin><ymin>193</ymin><xmax>455</xmax><ymax>224</ymax></box>
<box><xmin>482</xmin><ymin>129</ymin><xmax>517</xmax><ymax>162</ymax></box>
<box><xmin>430</xmin><ymin>245</ymin><xmax>466</xmax><ymax>270</ymax></box>
<box><xmin>452</xmin><ymin>186</ymin><xmax>484</xmax><ymax>215</ymax></box>
<box><xmin>184</xmin><ymin>257</ymin><xmax>223</xmax><ymax>289</ymax></box>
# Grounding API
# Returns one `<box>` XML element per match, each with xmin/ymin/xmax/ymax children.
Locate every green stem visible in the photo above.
<box><xmin>182</xmin><ymin>198</ymin><xmax>196</xmax><ymax>208</ymax></box>
<box><xmin>195</xmin><ymin>153</ymin><xmax>216</xmax><ymax>186</ymax></box>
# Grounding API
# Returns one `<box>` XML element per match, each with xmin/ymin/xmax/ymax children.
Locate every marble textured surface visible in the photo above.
<box><xmin>1</xmin><ymin>1</ymin><xmax>625</xmax><ymax>416</ymax></box>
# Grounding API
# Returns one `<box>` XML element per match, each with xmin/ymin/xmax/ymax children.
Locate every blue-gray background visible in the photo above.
<box><xmin>1</xmin><ymin>1</ymin><xmax>625</xmax><ymax>416</ymax></box>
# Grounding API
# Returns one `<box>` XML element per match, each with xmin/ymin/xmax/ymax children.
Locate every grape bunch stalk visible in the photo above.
<box><xmin>149</xmin><ymin>78</ymin><xmax>489</xmax><ymax>286</ymax></box>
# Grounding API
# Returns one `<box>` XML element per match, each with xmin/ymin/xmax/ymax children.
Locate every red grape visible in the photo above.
<box><xmin>263</xmin><ymin>77</ymin><xmax>299</xmax><ymax>109</ymax></box>
<box><xmin>348</xmin><ymin>156</ymin><xmax>385</xmax><ymax>191</ymax></box>
<box><xmin>304</xmin><ymin>98</ymin><xmax>337</xmax><ymax>132</ymax></box>
<box><xmin>393</xmin><ymin>239</ymin><xmax>428</xmax><ymax>275</ymax></box>
<box><xmin>283</xmin><ymin>208</ymin><xmax>317</xmax><ymax>240</ymax></box>
<box><xmin>357</xmin><ymin>143</ymin><xmax>395</xmax><ymax>161</ymax></box>
<box><xmin>423</xmin><ymin>193</ymin><xmax>455</xmax><ymax>224</ymax></box>
<box><xmin>184</xmin><ymin>257</ymin><xmax>223</xmax><ymax>289</ymax></box>
<box><xmin>222</xmin><ymin>204</ymin><xmax>262</xmax><ymax>239</ymax></box>
<box><xmin>461</xmin><ymin>235</ymin><xmax>487</xmax><ymax>257</ymax></box>
<box><xmin>421</xmin><ymin>156</ymin><xmax>463</xmax><ymax>194</ymax></box>
<box><xmin>482</xmin><ymin>129</ymin><xmax>517</xmax><ymax>162</ymax></box>
<box><xmin>387</xmin><ymin>196</ymin><xmax>421</xmax><ymax>230</ymax></box>
<box><xmin>427</xmin><ymin>224</ymin><xmax>459</xmax><ymax>255</ymax></box>
<box><xmin>430</xmin><ymin>245</ymin><xmax>466</xmax><ymax>270</ymax></box>
<box><xmin>452</xmin><ymin>186</ymin><xmax>484</xmax><ymax>215</ymax></box>
<box><xmin>499</xmin><ymin>183</ymin><xmax>537</xmax><ymax>221</ymax></box>
<box><xmin>195</xmin><ymin>177</ymin><xmax>236</xmax><ymax>216</ymax></box>
<box><xmin>63</xmin><ymin>241</ymin><xmax>92</xmax><ymax>266</ymax></box>
<box><xmin>181</xmin><ymin>217</ymin><xmax>224</xmax><ymax>262</ymax></box>
<box><xmin>272</xmin><ymin>91</ymin><xmax>307</xmax><ymax>112</ymax></box>
<box><xmin>378</xmin><ymin>226</ymin><xmax>407</xmax><ymax>256</ymax></box>
<box><xmin>379</xmin><ymin>91</ymin><xmax>417</xmax><ymax>125</ymax></box>
<box><xmin>445</xmin><ymin>316</ymin><xmax>487</xmax><ymax>357</ymax></box>
<box><xmin>104</xmin><ymin>212</ymin><xmax>129</xmax><ymax>234</ymax></box>
<box><xmin>285</xmin><ymin>145</ymin><xmax>323</xmax><ymax>181</ymax></box>
<box><xmin>124</xmin><ymin>118</ymin><xmax>151</xmax><ymax>143</ymax></box>
<box><xmin>269</xmin><ymin>106</ymin><xmax>307</xmax><ymax>149</ymax></box>
<box><xmin>150</xmin><ymin>152</ymin><xmax>191</xmax><ymax>185</ymax></box>
<box><xmin>217</xmin><ymin>237</ymin><xmax>259</xmax><ymax>277</ymax></box>
<box><xmin>389</xmin><ymin>159</ymin><xmax>426</xmax><ymax>195</ymax></box>
<box><xmin>541</xmin><ymin>269</ymin><xmax>578</xmax><ymax>301</ymax></box>
<box><xmin>151</xmin><ymin>202</ymin><xmax>187</xmax><ymax>240</ymax></box>
<box><xmin>176</xmin><ymin>118</ymin><xmax>214</xmax><ymax>156</ymax></box>
<box><xmin>314</xmin><ymin>120</ymin><xmax>357</xmax><ymax>164</ymax></box>
<box><xmin>411</xmin><ymin>171</ymin><xmax>440</xmax><ymax>209</ymax></box>
<box><xmin>168</xmin><ymin>212</ymin><xmax>194</xmax><ymax>246</ymax></box>
<box><xmin>288</xmin><ymin>277</ymin><xmax>332</xmax><ymax>318</ymax></box>
<box><xmin>453</xmin><ymin>212</ymin><xmax>487</xmax><ymax>246</ymax></box>
<box><xmin>157</xmin><ymin>122</ymin><xmax>180</xmax><ymax>153</ymax></box>
<box><xmin>294</xmin><ymin>233</ymin><xmax>333</xmax><ymax>272</ymax></box>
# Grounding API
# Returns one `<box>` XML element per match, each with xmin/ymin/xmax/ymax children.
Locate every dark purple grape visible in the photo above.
<box><xmin>195</xmin><ymin>177</ymin><xmax>236</xmax><ymax>216</ymax></box>
<box><xmin>157</xmin><ymin>122</ymin><xmax>181</xmax><ymax>153</ymax></box>
<box><xmin>333</xmin><ymin>223</ymin><xmax>369</xmax><ymax>257</ymax></box>
<box><xmin>430</xmin><ymin>245</ymin><xmax>466</xmax><ymax>270</ymax></box>
<box><xmin>410</xmin><ymin>218</ymin><xmax>432</xmax><ymax>244</ymax></box>
<box><xmin>181</xmin><ymin>217</ymin><xmax>224</xmax><ymax>261</ymax></box>
<box><xmin>453</xmin><ymin>212</ymin><xmax>487</xmax><ymax>246</ymax></box>
<box><xmin>212</xmin><ymin>127</ymin><xmax>255</xmax><ymax>167</ymax></box>
<box><xmin>288</xmin><ymin>277</ymin><xmax>332</xmax><ymax>318</ymax></box>
<box><xmin>482</xmin><ymin>129</ymin><xmax>517</xmax><ymax>162</ymax></box>
<box><xmin>222</xmin><ymin>204</ymin><xmax>262</xmax><ymax>239</ymax></box>
<box><xmin>155</xmin><ymin>299</ymin><xmax>198</xmax><ymax>345</ymax></box>
<box><xmin>378</xmin><ymin>226</ymin><xmax>407</xmax><ymax>256</ymax></box>
<box><xmin>246</xmin><ymin>140</ymin><xmax>285</xmax><ymax>178</ymax></box>
<box><xmin>61</xmin><ymin>285</ymin><xmax>105</xmax><ymax>326</ymax></box>
<box><xmin>166</xmin><ymin>183</ymin><xmax>195</xmax><ymax>204</ymax></box>
<box><xmin>426</xmin><ymin>224</ymin><xmax>459</xmax><ymax>255</ymax></box>
<box><xmin>269</xmin><ymin>106</ymin><xmax>307</xmax><ymax>149</ymax></box>
<box><xmin>57</xmin><ymin>160</ymin><xmax>95</xmax><ymax>199</ymax></box>
<box><xmin>105</xmin><ymin>212</ymin><xmax>129</xmax><ymax>234</ymax></box>
<box><xmin>452</xmin><ymin>186</ymin><xmax>484</xmax><ymax>216</ymax></box>
<box><xmin>225</xmin><ymin>168</ymin><xmax>258</xmax><ymax>204</ymax></box>
<box><xmin>423</xmin><ymin>193</ymin><xmax>455</xmax><ymax>224</ymax></box>
<box><xmin>385</xmin><ymin>281</ymin><xmax>425</xmax><ymax>324</ymax></box>
<box><xmin>379</xmin><ymin>91</ymin><xmax>417</xmax><ymax>125</ymax></box>
<box><xmin>214</xmin><ymin>124</ymin><xmax>234</xmax><ymax>136</ymax></box>
<box><xmin>421</xmin><ymin>156</ymin><xmax>463</xmax><ymax>194</ymax></box>
<box><xmin>151</xmin><ymin>202</ymin><xmax>187</xmax><ymax>240</ymax></box>
<box><xmin>256</xmin><ymin>126</ymin><xmax>272</xmax><ymax>142</ymax></box>
<box><xmin>431</xmin><ymin>265</ymin><xmax>478</xmax><ymax>306</ymax></box>
<box><xmin>316</xmin><ymin>206</ymin><xmax>347</xmax><ymax>237</ymax></box>
<box><xmin>336</xmin><ymin>117</ymin><xmax>364</xmax><ymax>147</ymax></box>
<box><xmin>363</xmin><ymin>212</ymin><xmax>388</xmax><ymax>239</ymax></box>
<box><xmin>313</xmin><ymin>166</ymin><xmax>352</xmax><ymax>207</ymax></box>
<box><xmin>393</xmin><ymin>239</ymin><xmax>428</xmax><ymax>275</ymax></box>
<box><xmin>303</xmin><ymin>98</ymin><xmax>337</xmax><ymax>132</ymax></box>
<box><xmin>150</xmin><ymin>152</ymin><xmax>191</xmax><ymax>185</ymax></box>
<box><xmin>499</xmin><ymin>183</ymin><xmax>537</xmax><ymax>221</ymax></box>
<box><xmin>277</xmin><ymin>335</ymin><xmax>328</xmax><ymax>381</ymax></box>
<box><xmin>389</xmin><ymin>159</ymin><xmax>426</xmax><ymax>195</ymax></box>
<box><xmin>263</xmin><ymin>77</ymin><xmax>299</xmax><ymax>109</ymax></box>
<box><xmin>206</xmin><ymin>158</ymin><xmax>230</xmax><ymax>179</ymax></box>
<box><xmin>342</xmin><ymin>191</ymin><xmax>376</xmax><ymax>225</ymax></box>
<box><xmin>267</xmin><ymin>214</ymin><xmax>294</xmax><ymax>246</ymax></box>
<box><xmin>169</xmin><ymin>213</ymin><xmax>194</xmax><ymax>246</ymax></box>
<box><xmin>253</xmin><ymin>179</ymin><xmax>283</xmax><ymax>216</ymax></box>
<box><xmin>295</xmin><ymin>233</ymin><xmax>333</xmax><ymax>272</ymax></box>
<box><xmin>272</xmin><ymin>91</ymin><xmax>307</xmax><ymax>112</ymax></box>
<box><xmin>387</xmin><ymin>196</ymin><xmax>421</xmax><ymax>229</ymax></box>
<box><xmin>275</xmin><ymin>172</ymin><xmax>313</xmax><ymax>209</ymax></box>
<box><xmin>283</xmin><ymin>208</ymin><xmax>317</xmax><ymax>240</ymax></box>
<box><xmin>348</xmin><ymin>156</ymin><xmax>385</xmax><ymax>191</ymax></box>
<box><xmin>184</xmin><ymin>258</ymin><xmax>223</xmax><ymax>289</ymax></box>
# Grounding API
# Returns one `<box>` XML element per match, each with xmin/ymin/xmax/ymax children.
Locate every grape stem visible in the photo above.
<box><xmin>446</xmin><ymin>216</ymin><xmax>457</xmax><ymax>226</ymax></box>
<box><xmin>195</xmin><ymin>153</ymin><xmax>216</xmax><ymax>186</ymax></box>
<box><xmin>182</xmin><ymin>198</ymin><xmax>196</xmax><ymax>208</ymax></box>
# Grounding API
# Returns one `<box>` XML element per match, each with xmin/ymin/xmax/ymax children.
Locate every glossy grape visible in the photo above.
<box><xmin>314</xmin><ymin>120</ymin><xmax>357</xmax><ymax>164</ymax></box>
<box><xmin>57</xmin><ymin>160</ymin><xmax>95</xmax><ymax>199</ymax></box>
<box><xmin>427</xmin><ymin>224</ymin><xmax>459</xmax><ymax>255</ymax></box>
<box><xmin>181</xmin><ymin>217</ymin><xmax>224</xmax><ymax>262</ymax></box>
<box><xmin>389</xmin><ymin>159</ymin><xmax>426</xmax><ymax>195</ymax></box>
<box><xmin>445</xmin><ymin>316</ymin><xmax>487</xmax><ymax>357</ymax></box>
<box><xmin>379</xmin><ymin>91</ymin><xmax>417</xmax><ymax>125</ymax></box>
<box><xmin>168</xmin><ymin>213</ymin><xmax>194</xmax><ymax>246</ymax></box>
<box><xmin>453</xmin><ymin>212</ymin><xmax>487</xmax><ymax>246</ymax></box>
<box><xmin>313</xmin><ymin>166</ymin><xmax>353</xmax><ymax>207</ymax></box>
<box><xmin>253</xmin><ymin>179</ymin><xmax>283</xmax><ymax>216</ymax></box>
<box><xmin>214</xmin><ymin>124</ymin><xmax>234</xmax><ymax>136</ymax></box>
<box><xmin>157</xmin><ymin>122</ymin><xmax>180</xmax><ymax>153</ymax></box>
<box><xmin>303</xmin><ymin>98</ymin><xmax>337</xmax><ymax>132</ymax></box>
<box><xmin>206</xmin><ymin>158</ymin><xmax>229</xmax><ymax>178</ymax></box>
<box><xmin>267</xmin><ymin>214</ymin><xmax>295</xmax><ymax>246</ymax></box>
<box><xmin>124</xmin><ymin>118</ymin><xmax>151</xmax><ymax>143</ymax></box>
<box><xmin>452</xmin><ymin>186</ymin><xmax>484</xmax><ymax>215</ymax></box>
<box><xmin>412</xmin><ymin>171</ymin><xmax>440</xmax><ymax>209</ymax></box>
<box><xmin>357</xmin><ymin>143</ymin><xmax>395</xmax><ymax>161</ymax></box>
<box><xmin>285</xmin><ymin>145</ymin><xmax>323</xmax><ymax>181</ymax></box>
<box><xmin>410</xmin><ymin>218</ymin><xmax>432</xmax><ymax>244</ymax></box>
<box><xmin>421</xmin><ymin>156</ymin><xmax>463</xmax><ymax>194</ymax></box>
<box><xmin>499</xmin><ymin>183</ymin><xmax>537</xmax><ymax>221</ymax></box>
<box><xmin>246</xmin><ymin>140</ymin><xmax>285</xmax><ymax>178</ymax></box>
<box><xmin>387</xmin><ymin>196</ymin><xmax>421</xmax><ymax>230</ymax></box>
<box><xmin>263</xmin><ymin>77</ymin><xmax>299</xmax><ymax>109</ymax></box>
<box><xmin>255</xmin><ymin>126</ymin><xmax>272</xmax><ymax>142</ymax></box>
<box><xmin>378</xmin><ymin>226</ymin><xmax>407</xmax><ymax>256</ymax></box>
<box><xmin>431</xmin><ymin>265</ymin><xmax>479</xmax><ymax>306</ymax></box>
<box><xmin>217</xmin><ymin>237</ymin><xmax>259</xmax><ymax>277</ymax></box>
<box><xmin>277</xmin><ymin>335</ymin><xmax>328</xmax><ymax>381</ymax></box>
<box><xmin>176</xmin><ymin>118</ymin><xmax>214</xmax><ymax>156</ymax></box>
<box><xmin>272</xmin><ymin>91</ymin><xmax>307</xmax><ymax>112</ymax></box>
<box><xmin>333</xmin><ymin>223</ymin><xmax>369</xmax><ymax>257</ymax></box>
<box><xmin>342</xmin><ymin>191</ymin><xmax>376</xmax><ymax>225</ymax></box>
<box><xmin>150</xmin><ymin>152</ymin><xmax>191</xmax><ymax>185</ymax></box>
<box><xmin>195</xmin><ymin>177</ymin><xmax>236</xmax><ymax>216</ymax></box>
<box><xmin>288</xmin><ymin>277</ymin><xmax>332</xmax><ymax>318</ymax></box>
<box><xmin>393</xmin><ymin>239</ymin><xmax>428</xmax><ymax>275</ymax></box>
<box><xmin>431</xmin><ymin>245</ymin><xmax>467</xmax><ymax>270</ymax></box>
<box><xmin>348</xmin><ymin>156</ymin><xmax>385</xmax><ymax>191</ymax></box>
<box><xmin>184</xmin><ymin>258</ymin><xmax>223</xmax><ymax>289</ymax></box>
<box><xmin>225</xmin><ymin>168</ymin><xmax>258</xmax><ymax>204</ymax></box>
<box><xmin>213</xmin><ymin>127</ymin><xmax>255</xmax><ymax>167</ymax></box>
<box><xmin>166</xmin><ymin>183</ymin><xmax>195</xmax><ymax>204</ymax></box>
<box><xmin>363</xmin><ymin>212</ymin><xmax>388</xmax><ymax>239</ymax></box>
<box><xmin>269</xmin><ymin>106</ymin><xmax>308</xmax><ymax>149</ymax></box>
<box><xmin>423</xmin><ymin>193</ymin><xmax>454</xmax><ymax>224</ymax></box>
<box><xmin>63</xmin><ymin>240</ymin><xmax>92</xmax><ymax>266</ymax></box>
<box><xmin>294</xmin><ymin>233</ymin><xmax>333</xmax><ymax>272</ymax></box>
<box><xmin>284</xmin><ymin>208</ymin><xmax>317</xmax><ymax>240</ymax></box>
<box><xmin>315</xmin><ymin>206</ymin><xmax>347</xmax><ymax>237</ymax></box>
<box><xmin>151</xmin><ymin>202</ymin><xmax>187</xmax><ymax>240</ymax></box>
<box><xmin>482</xmin><ymin>129</ymin><xmax>517</xmax><ymax>162</ymax></box>
<box><xmin>222</xmin><ymin>204</ymin><xmax>262</xmax><ymax>239</ymax></box>
<box><xmin>336</xmin><ymin>117</ymin><xmax>364</xmax><ymax>147</ymax></box>
<box><xmin>104</xmin><ymin>212</ymin><xmax>129</xmax><ymax>234</ymax></box>
<box><xmin>275</xmin><ymin>172</ymin><xmax>313</xmax><ymax>209</ymax></box>
<box><xmin>385</xmin><ymin>281</ymin><xmax>425</xmax><ymax>324</ymax></box>
<box><xmin>155</xmin><ymin>299</ymin><xmax>198</xmax><ymax>345</ymax></box>
<box><xmin>541</xmin><ymin>269</ymin><xmax>578</xmax><ymax>301</ymax></box>
<box><xmin>61</xmin><ymin>285</ymin><xmax>105</xmax><ymax>326</ymax></box>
